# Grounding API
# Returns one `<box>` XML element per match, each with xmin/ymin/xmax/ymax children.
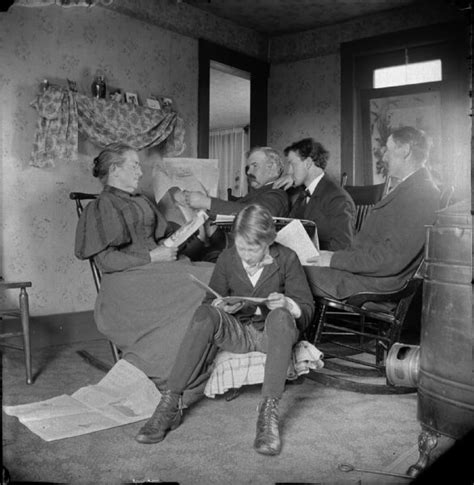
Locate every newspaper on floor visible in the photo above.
<box><xmin>2</xmin><ymin>359</ymin><xmax>160</xmax><ymax>442</ymax></box>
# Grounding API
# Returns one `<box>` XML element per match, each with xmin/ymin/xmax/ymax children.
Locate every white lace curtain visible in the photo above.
<box><xmin>209</xmin><ymin>127</ymin><xmax>249</xmax><ymax>199</ymax></box>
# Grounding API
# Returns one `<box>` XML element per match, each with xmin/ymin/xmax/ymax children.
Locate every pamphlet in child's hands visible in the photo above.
<box><xmin>275</xmin><ymin>219</ymin><xmax>320</xmax><ymax>265</ymax></box>
<box><xmin>162</xmin><ymin>210</ymin><xmax>208</xmax><ymax>248</ymax></box>
<box><xmin>188</xmin><ymin>274</ymin><xmax>268</xmax><ymax>305</ymax></box>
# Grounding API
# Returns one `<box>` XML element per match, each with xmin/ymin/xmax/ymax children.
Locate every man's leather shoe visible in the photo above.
<box><xmin>253</xmin><ymin>397</ymin><xmax>281</xmax><ymax>455</ymax></box>
<box><xmin>135</xmin><ymin>390</ymin><xmax>182</xmax><ymax>444</ymax></box>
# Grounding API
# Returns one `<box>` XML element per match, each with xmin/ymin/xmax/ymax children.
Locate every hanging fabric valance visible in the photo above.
<box><xmin>30</xmin><ymin>85</ymin><xmax>185</xmax><ymax>168</ymax></box>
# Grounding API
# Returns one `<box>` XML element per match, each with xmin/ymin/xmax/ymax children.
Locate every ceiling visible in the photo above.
<box><xmin>182</xmin><ymin>0</ymin><xmax>430</xmax><ymax>36</ymax></box>
<box><xmin>190</xmin><ymin>0</ymin><xmax>463</xmax><ymax>131</ymax></box>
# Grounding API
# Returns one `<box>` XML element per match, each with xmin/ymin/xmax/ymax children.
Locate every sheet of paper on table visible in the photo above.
<box><xmin>275</xmin><ymin>219</ymin><xmax>320</xmax><ymax>265</ymax></box>
<box><xmin>2</xmin><ymin>360</ymin><xmax>160</xmax><ymax>442</ymax></box>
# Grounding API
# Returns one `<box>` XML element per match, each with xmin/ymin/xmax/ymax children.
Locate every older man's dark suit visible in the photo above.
<box><xmin>210</xmin><ymin>184</ymin><xmax>289</xmax><ymax>217</ymax></box>
<box><xmin>183</xmin><ymin>185</ymin><xmax>289</xmax><ymax>262</ymax></box>
<box><xmin>289</xmin><ymin>174</ymin><xmax>355</xmax><ymax>251</ymax></box>
<box><xmin>305</xmin><ymin>167</ymin><xmax>439</xmax><ymax>300</ymax></box>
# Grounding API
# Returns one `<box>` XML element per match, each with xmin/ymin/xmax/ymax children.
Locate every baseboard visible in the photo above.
<box><xmin>0</xmin><ymin>310</ymin><xmax>104</xmax><ymax>349</ymax></box>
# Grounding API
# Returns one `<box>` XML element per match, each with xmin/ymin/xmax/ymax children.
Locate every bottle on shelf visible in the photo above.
<box><xmin>91</xmin><ymin>74</ymin><xmax>106</xmax><ymax>99</ymax></box>
<box><xmin>40</xmin><ymin>79</ymin><xmax>49</xmax><ymax>94</ymax></box>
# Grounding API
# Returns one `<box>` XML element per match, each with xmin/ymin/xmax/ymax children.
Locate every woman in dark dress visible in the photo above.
<box><xmin>74</xmin><ymin>144</ymin><xmax>215</xmax><ymax>400</ymax></box>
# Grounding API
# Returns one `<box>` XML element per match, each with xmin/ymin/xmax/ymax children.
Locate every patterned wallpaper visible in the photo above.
<box><xmin>267</xmin><ymin>2</ymin><xmax>468</xmax><ymax>183</ymax></box>
<box><xmin>0</xmin><ymin>5</ymin><xmax>200</xmax><ymax>315</ymax></box>
<box><xmin>268</xmin><ymin>55</ymin><xmax>342</xmax><ymax>180</ymax></box>
<box><xmin>1</xmin><ymin>2</ymin><xmax>468</xmax><ymax>317</ymax></box>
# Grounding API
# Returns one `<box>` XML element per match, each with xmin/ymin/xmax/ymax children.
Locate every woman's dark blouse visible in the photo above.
<box><xmin>75</xmin><ymin>185</ymin><xmax>174</xmax><ymax>273</ymax></box>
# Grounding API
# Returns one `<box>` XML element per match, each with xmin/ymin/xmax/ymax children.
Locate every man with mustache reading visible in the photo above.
<box><xmin>182</xmin><ymin>146</ymin><xmax>289</xmax><ymax>261</ymax></box>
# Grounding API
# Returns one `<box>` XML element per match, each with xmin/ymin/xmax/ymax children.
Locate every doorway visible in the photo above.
<box><xmin>198</xmin><ymin>39</ymin><xmax>270</xmax><ymax>158</ymax></box>
<box><xmin>209</xmin><ymin>61</ymin><xmax>250</xmax><ymax>198</ymax></box>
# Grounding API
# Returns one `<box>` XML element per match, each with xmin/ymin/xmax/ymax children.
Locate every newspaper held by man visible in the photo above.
<box><xmin>152</xmin><ymin>157</ymin><xmax>219</xmax><ymax>226</ymax></box>
<box><xmin>274</xmin><ymin>219</ymin><xmax>319</xmax><ymax>266</ymax></box>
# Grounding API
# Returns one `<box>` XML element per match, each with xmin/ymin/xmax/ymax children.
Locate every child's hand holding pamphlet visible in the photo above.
<box><xmin>189</xmin><ymin>274</ymin><xmax>268</xmax><ymax>312</ymax></box>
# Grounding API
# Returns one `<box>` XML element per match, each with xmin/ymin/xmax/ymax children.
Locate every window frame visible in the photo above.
<box><xmin>341</xmin><ymin>22</ymin><xmax>468</xmax><ymax>185</ymax></box>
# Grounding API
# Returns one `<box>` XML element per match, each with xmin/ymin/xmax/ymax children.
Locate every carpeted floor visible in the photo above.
<box><xmin>1</xmin><ymin>335</ymin><xmax>442</xmax><ymax>485</ymax></box>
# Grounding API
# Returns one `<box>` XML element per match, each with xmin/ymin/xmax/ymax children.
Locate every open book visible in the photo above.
<box><xmin>162</xmin><ymin>209</ymin><xmax>208</xmax><ymax>248</ymax></box>
<box><xmin>275</xmin><ymin>219</ymin><xmax>319</xmax><ymax>266</ymax></box>
<box><xmin>189</xmin><ymin>274</ymin><xmax>268</xmax><ymax>305</ymax></box>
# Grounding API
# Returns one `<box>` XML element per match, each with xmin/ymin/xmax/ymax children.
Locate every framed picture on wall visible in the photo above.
<box><xmin>361</xmin><ymin>83</ymin><xmax>442</xmax><ymax>185</ymax></box>
<box><xmin>109</xmin><ymin>89</ymin><xmax>123</xmax><ymax>103</ymax></box>
<box><xmin>146</xmin><ymin>97</ymin><xmax>161</xmax><ymax>110</ymax></box>
<box><xmin>125</xmin><ymin>92</ymin><xmax>139</xmax><ymax>105</ymax></box>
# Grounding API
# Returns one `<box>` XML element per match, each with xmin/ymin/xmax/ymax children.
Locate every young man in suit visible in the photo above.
<box><xmin>305</xmin><ymin>126</ymin><xmax>440</xmax><ymax>299</ymax></box>
<box><xmin>282</xmin><ymin>138</ymin><xmax>356</xmax><ymax>251</ymax></box>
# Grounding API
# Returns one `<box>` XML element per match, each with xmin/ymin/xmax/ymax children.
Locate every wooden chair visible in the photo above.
<box><xmin>305</xmin><ymin>261</ymin><xmax>424</xmax><ymax>394</ymax></box>
<box><xmin>70</xmin><ymin>192</ymin><xmax>120</xmax><ymax>365</ymax></box>
<box><xmin>226</xmin><ymin>188</ymin><xmax>240</xmax><ymax>201</ymax></box>
<box><xmin>306</xmin><ymin>186</ymin><xmax>454</xmax><ymax>393</ymax></box>
<box><xmin>340</xmin><ymin>172</ymin><xmax>348</xmax><ymax>187</ymax></box>
<box><xmin>342</xmin><ymin>177</ymin><xmax>389</xmax><ymax>232</ymax></box>
<box><xmin>0</xmin><ymin>281</ymin><xmax>33</xmax><ymax>384</ymax></box>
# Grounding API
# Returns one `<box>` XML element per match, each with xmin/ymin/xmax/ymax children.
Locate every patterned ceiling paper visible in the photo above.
<box><xmin>182</xmin><ymin>0</ymin><xmax>427</xmax><ymax>35</ymax></box>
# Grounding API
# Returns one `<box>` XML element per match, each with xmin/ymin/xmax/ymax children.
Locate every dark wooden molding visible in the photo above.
<box><xmin>198</xmin><ymin>39</ymin><xmax>270</xmax><ymax>158</ymax></box>
<box><xmin>340</xmin><ymin>21</ymin><xmax>469</xmax><ymax>185</ymax></box>
<box><xmin>0</xmin><ymin>0</ymin><xmax>14</xmax><ymax>12</ymax></box>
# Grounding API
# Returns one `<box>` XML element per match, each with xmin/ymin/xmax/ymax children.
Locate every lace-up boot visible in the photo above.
<box><xmin>135</xmin><ymin>390</ymin><xmax>182</xmax><ymax>444</ymax></box>
<box><xmin>253</xmin><ymin>397</ymin><xmax>281</xmax><ymax>455</ymax></box>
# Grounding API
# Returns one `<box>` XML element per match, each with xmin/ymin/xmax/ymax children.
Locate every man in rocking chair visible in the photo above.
<box><xmin>304</xmin><ymin>126</ymin><xmax>440</xmax><ymax>300</ymax></box>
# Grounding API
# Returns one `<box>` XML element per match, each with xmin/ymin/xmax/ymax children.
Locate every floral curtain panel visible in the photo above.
<box><xmin>30</xmin><ymin>85</ymin><xmax>185</xmax><ymax>168</ymax></box>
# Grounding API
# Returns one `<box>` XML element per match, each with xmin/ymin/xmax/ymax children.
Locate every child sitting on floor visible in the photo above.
<box><xmin>135</xmin><ymin>203</ymin><xmax>314</xmax><ymax>456</ymax></box>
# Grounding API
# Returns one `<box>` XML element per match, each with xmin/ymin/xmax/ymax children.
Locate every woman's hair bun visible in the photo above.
<box><xmin>92</xmin><ymin>156</ymin><xmax>100</xmax><ymax>178</ymax></box>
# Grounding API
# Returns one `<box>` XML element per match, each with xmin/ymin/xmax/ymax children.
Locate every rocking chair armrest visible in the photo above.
<box><xmin>320</xmin><ymin>297</ymin><xmax>396</xmax><ymax>323</ymax></box>
<box><xmin>346</xmin><ymin>278</ymin><xmax>423</xmax><ymax>307</ymax></box>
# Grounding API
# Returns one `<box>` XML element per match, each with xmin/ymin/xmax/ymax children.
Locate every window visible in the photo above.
<box><xmin>341</xmin><ymin>23</ymin><xmax>469</xmax><ymax>186</ymax></box>
<box><xmin>374</xmin><ymin>59</ymin><xmax>442</xmax><ymax>88</ymax></box>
